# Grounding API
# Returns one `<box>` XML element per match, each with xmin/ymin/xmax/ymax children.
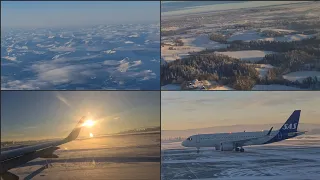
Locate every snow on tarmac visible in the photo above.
<box><xmin>161</xmin><ymin>137</ymin><xmax>320</xmax><ymax>180</ymax></box>
<box><xmin>9</xmin><ymin>133</ymin><xmax>160</xmax><ymax>180</ymax></box>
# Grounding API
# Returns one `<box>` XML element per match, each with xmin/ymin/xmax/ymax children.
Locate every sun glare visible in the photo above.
<box><xmin>90</xmin><ymin>133</ymin><xmax>94</xmax><ymax>138</ymax></box>
<box><xmin>83</xmin><ymin>119</ymin><xmax>95</xmax><ymax>127</ymax></box>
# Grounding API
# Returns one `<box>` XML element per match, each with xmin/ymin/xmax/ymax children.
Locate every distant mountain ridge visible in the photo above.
<box><xmin>162</xmin><ymin>123</ymin><xmax>320</xmax><ymax>138</ymax></box>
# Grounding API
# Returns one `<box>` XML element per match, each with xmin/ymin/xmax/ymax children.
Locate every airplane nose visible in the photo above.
<box><xmin>181</xmin><ymin>141</ymin><xmax>186</xmax><ymax>146</ymax></box>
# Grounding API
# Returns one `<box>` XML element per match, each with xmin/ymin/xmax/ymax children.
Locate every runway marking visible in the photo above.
<box><xmin>184</xmin><ymin>162</ymin><xmax>199</xmax><ymax>180</ymax></box>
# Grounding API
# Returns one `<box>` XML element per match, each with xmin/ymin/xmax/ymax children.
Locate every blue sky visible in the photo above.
<box><xmin>162</xmin><ymin>92</ymin><xmax>320</xmax><ymax>130</ymax></box>
<box><xmin>1</xmin><ymin>1</ymin><xmax>160</xmax><ymax>28</ymax></box>
<box><xmin>1</xmin><ymin>91</ymin><xmax>160</xmax><ymax>141</ymax></box>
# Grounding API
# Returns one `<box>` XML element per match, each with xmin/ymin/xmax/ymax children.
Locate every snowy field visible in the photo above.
<box><xmin>252</xmin><ymin>84</ymin><xmax>302</xmax><ymax>90</ymax></box>
<box><xmin>161</xmin><ymin>137</ymin><xmax>320</xmax><ymax>180</ymax></box>
<box><xmin>161</xmin><ymin>35</ymin><xmax>227</xmax><ymax>63</ymax></box>
<box><xmin>7</xmin><ymin>133</ymin><xmax>160</xmax><ymax>180</ymax></box>
<box><xmin>227</xmin><ymin>30</ymin><xmax>315</xmax><ymax>42</ymax></box>
<box><xmin>283</xmin><ymin>71</ymin><xmax>320</xmax><ymax>83</ymax></box>
<box><xmin>215</xmin><ymin>50</ymin><xmax>274</xmax><ymax>62</ymax></box>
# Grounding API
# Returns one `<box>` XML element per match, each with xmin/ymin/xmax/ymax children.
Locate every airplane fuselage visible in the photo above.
<box><xmin>182</xmin><ymin>130</ymin><xmax>303</xmax><ymax>150</ymax></box>
<box><xmin>181</xmin><ymin>110</ymin><xmax>304</xmax><ymax>152</ymax></box>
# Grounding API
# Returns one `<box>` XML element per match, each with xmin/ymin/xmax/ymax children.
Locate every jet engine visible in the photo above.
<box><xmin>220</xmin><ymin>142</ymin><xmax>234</xmax><ymax>151</ymax></box>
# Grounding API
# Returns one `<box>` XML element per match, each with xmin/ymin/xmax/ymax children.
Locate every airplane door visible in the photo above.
<box><xmin>196</xmin><ymin>135</ymin><xmax>200</xmax><ymax>143</ymax></box>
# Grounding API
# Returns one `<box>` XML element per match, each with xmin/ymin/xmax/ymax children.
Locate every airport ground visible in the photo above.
<box><xmin>161</xmin><ymin>137</ymin><xmax>320</xmax><ymax>180</ymax></box>
<box><xmin>8</xmin><ymin>133</ymin><xmax>160</xmax><ymax>180</ymax></box>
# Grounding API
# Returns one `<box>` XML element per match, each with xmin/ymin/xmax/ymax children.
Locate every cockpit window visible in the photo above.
<box><xmin>187</xmin><ymin>137</ymin><xmax>192</xmax><ymax>141</ymax></box>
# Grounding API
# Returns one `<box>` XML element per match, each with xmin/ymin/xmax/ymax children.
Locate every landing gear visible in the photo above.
<box><xmin>196</xmin><ymin>148</ymin><xmax>200</xmax><ymax>154</ymax></box>
<box><xmin>235</xmin><ymin>147</ymin><xmax>244</xmax><ymax>152</ymax></box>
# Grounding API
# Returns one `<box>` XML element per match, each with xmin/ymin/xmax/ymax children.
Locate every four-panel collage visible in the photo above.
<box><xmin>1</xmin><ymin>1</ymin><xmax>319</xmax><ymax>180</ymax></box>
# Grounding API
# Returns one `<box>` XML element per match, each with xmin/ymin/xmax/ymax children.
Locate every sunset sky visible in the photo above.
<box><xmin>162</xmin><ymin>92</ymin><xmax>320</xmax><ymax>130</ymax></box>
<box><xmin>1</xmin><ymin>91</ymin><xmax>160</xmax><ymax>141</ymax></box>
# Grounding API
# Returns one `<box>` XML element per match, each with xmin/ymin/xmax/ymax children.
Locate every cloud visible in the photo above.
<box><xmin>1</xmin><ymin>79</ymin><xmax>47</xmax><ymax>90</ymax></box>
<box><xmin>104</xmin><ymin>57</ymin><xmax>144</xmax><ymax>73</ymax></box>
<box><xmin>124</xmin><ymin>41</ymin><xmax>134</xmax><ymax>44</ymax></box>
<box><xmin>30</xmin><ymin>62</ymin><xmax>102</xmax><ymax>85</ymax></box>
<box><xmin>103</xmin><ymin>60</ymin><xmax>120</xmax><ymax>66</ymax></box>
<box><xmin>132</xmin><ymin>60</ymin><xmax>142</xmax><ymax>66</ymax></box>
<box><xmin>2</xmin><ymin>56</ymin><xmax>17</xmax><ymax>61</ymax></box>
<box><xmin>1</xmin><ymin>23</ymin><xmax>159</xmax><ymax>90</ymax></box>
<box><xmin>48</xmin><ymin>46</ymin><xmax>76</xmax><ymax>52</ymax></box>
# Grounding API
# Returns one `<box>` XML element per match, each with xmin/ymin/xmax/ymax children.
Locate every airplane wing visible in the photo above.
<box><xmin>0</xmin><ymin>117</ymin><xmax>86</xmax><ymax>180</ymax></box>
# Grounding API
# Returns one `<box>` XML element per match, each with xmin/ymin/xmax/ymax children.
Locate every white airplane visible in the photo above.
<box><xmin>0</xmin><ymin>117</ymin><xmax>86</xmax><ymax>180</ymax></box>
<box><xmin>182</xmin><ymin>110</ymin><xmax>306</xmax><ymax>153</ymax></box>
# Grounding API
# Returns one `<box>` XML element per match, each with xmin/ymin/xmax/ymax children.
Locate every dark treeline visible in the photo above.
<box><xmin>209</xmin><ymin>33</ymin><xmax>229</xmax><ymax>43</ymax></box>
<box><xmin>161</xmin><ymin>53</ymin><xmax>260</xmax><ymax>90</ymax></box>
<box><xmin>217</xmin><ymin>37</ymin><xmax>320</xmax><ymax>55</ymax></box>
<box><xmin>259</xmin><ymin>50</ymin><xmax>320</xmax><ymax>73</ymax></box>
<box><xmin>258</xmin><ymin>29</ymin><xmax>292</xmax><ymax>37</ymax></box>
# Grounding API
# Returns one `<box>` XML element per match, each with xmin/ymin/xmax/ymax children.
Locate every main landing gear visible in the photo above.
<box><xmin>235</xmin><ymin>147</ymin><xmax>245</xmax><ymax>152</ymax></box>
<box><xmin>196</xmin><ymin>148</ymin><xmax>200</xmax><ymax>154</ymax></box>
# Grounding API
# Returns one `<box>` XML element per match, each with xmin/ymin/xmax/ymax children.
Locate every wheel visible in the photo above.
<box><xmin>197</xmin><ymin>148</ymin><xmax>200</xmax><ymax>154</ymax></box>
<box><xmin>235</xmin><ymin>147</ymin><xmax>240</xmax><ymax>152</ymax></box>
<box><xmin>240</xmin><ymin>148</ymin><xmax>244</xmax><ymax>152</ymax></box>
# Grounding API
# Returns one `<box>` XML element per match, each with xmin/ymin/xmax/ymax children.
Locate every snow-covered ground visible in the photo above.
<box><xmin>162</xmin><ymin>136</ymin><xmax>320</xmax><ymax>180</ymax></box>
<box><xmin>252</xmin><ymin>84</ymin><xmax>302</xmax><ymax>90</ymax></box>
<box><xmin>227</xmin><ymin>30</ymin><xmax>315</xmax><ymax>42</ymax></box>
<box><xmin>215</xmin><ymin>50</ymin><xmax>274</xmax><ymax>62</ymax></box>
<box><xmin>8</xmin><ymin>133</ymin><xmax>160</xmax><ymax>180</ymax></box>
<box><xmin>255</xmin><ymin>64</ymin><xmax>274</xmax><ymax>78</ymax></box>
<box><xmin>283</xmin><ymin>71</ymin><xmax>320</xmax><ymax>82</ymax></box>
<box><xmin>161</xmin><ymin>84</ymin><xmax>181</xmax><ymax>90</ymax></box>
<box><xmin>161</xmin><ymin>35</ymin><xmax>227</xmax><ymax>63</ymax></box>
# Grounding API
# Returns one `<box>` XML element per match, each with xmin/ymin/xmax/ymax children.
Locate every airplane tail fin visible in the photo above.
<box><xmin>63</xmin><ymin>116</ymin><xmax>86</xmax><ymax>143</ymax></box>
<box><xmin>279</xmin><ymin>110</ymin><xmax>301</xmax><ymax>133</ymax></box>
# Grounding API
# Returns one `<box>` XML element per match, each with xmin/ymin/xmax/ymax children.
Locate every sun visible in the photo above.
<box><xmin>83</xmin><ymin>119</ymin><xmax>95</xmax><ymax>127</ymax></box>
<box><xmin>90</xmin><ymin>133</ymin><xmax>94</xmax><ymax>138</ymax></box>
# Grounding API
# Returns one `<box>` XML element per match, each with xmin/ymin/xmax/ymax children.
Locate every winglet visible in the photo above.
<box><xmin>267</xmin><ymin>127</ymin><xmax>273</xmax><ymax>136</ymax></box>
<box><xmin>63</xmin><ymin>116</ymin><xmax>86</xmax><ymax>143</ymax></box>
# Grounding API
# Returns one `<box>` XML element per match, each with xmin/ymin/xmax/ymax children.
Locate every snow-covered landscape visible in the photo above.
<box><xmin>161</xmin><ymin>1</ymin><xmax>320</xmax><ymax>90</ymax></box>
